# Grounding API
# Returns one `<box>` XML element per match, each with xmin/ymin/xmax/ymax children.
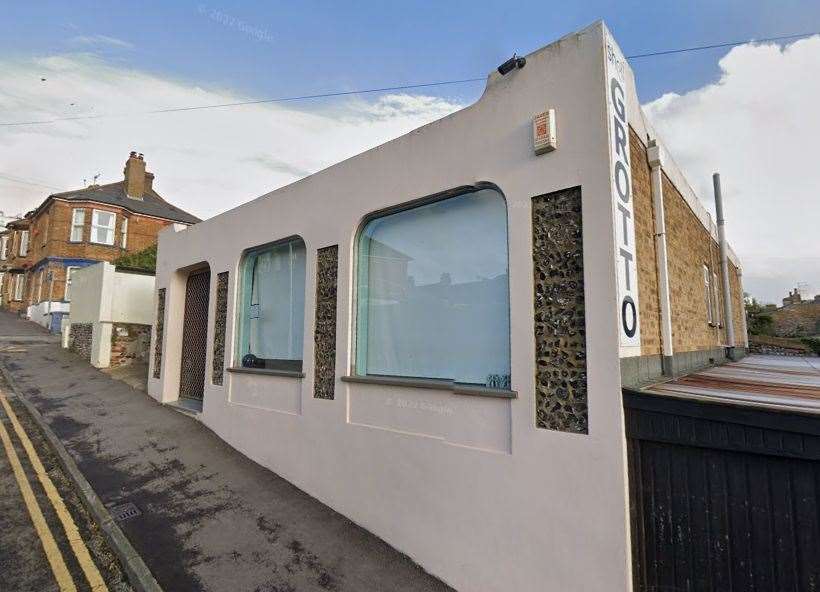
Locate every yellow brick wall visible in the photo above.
<box><xmin>728</xmin><ymin>261</ymin><xmax>745</xmax><ymax>343</ymax></box>
<box><xmin>630</xmin><ymin>127</ymin><xmax>740</xmax><ymax>355</ymax></box>
<box><xmin>630</xmin><ymin>129</ymin><xmax>662</xmax><ymax>356</ymax></box>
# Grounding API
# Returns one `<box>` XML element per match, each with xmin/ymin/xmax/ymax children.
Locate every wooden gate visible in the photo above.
<box><xmin>179</xmin><ymin>270</ymin><xmax>210</xmax><ymax>400</ymax></box>
<box><xmin>625</xmin><ymin>390</ymin><xmax>820</xmax><ymax>592</ymax></box>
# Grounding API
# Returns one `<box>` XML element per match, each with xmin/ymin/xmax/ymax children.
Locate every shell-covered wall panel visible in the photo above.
<box><xmin>532</xmin><ymin>186</ymin><xmax>588</xmax><ymax>433</ymax></box>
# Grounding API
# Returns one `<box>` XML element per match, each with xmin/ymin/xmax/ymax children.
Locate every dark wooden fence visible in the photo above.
<box><xmin>625</xmin><ymin>390</ymin><xmax>820</xmax><ymax>592</ymax></box>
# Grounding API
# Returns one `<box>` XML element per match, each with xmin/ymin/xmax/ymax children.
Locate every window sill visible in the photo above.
<box><xmin>227</xmin><ymin>366</ymin><xmax>305</xmax><ymax>378</ymax></box>
<box><xmin>340</xmin><ymin>375</ymin><xmax>517</xmax><ymax>399</ymax></box>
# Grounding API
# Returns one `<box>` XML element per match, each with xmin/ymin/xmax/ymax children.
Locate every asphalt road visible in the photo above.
<box><xmin>0</xmin><ymin>311</ymin><xmax>451</xmax><ymax>592</ymax></box>
<box><xmin>0</xmin><ymin>370</ymin><xmax>132</xmax><ymax>591</ymax></box>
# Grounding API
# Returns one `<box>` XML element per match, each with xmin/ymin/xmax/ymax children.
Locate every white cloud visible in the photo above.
<box><xmin>68</xmin><ymin>34</ymin><xmax>134</xmax><ymax>49</ymax></box>
<box><xmin>0</xmin><ymin>53</ymin><xmax>462</xmax><ymax>225</ymax></box>
<box><xmin>644</xmin><ymin>36</ymin><xmax>820</xmax><ymax>304</ymax></box>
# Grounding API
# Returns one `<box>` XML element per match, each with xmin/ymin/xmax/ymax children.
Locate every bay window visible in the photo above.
<box><xmin>64</xmin><ymin>267</ymin><xmax>79</xmax><ymax>301</ymax></box>
<box><xmin>19</xmin><ymin>230</ymin><xmax>29</xmax><ymax>256</ymax></box>
<box><xmin>237</xmin><ymin>237</ymin><xmax>306</xmax><ymax>372</ymax></box>
<box><xmin>120</xmin><ymin>217</ymin><xmax>128</xmax><ymax>249</ymax></box>
<box><xmin>13</xmin><ymin>274</ymin><xmax>24</xmax><ymax>301</ymax></box>
<box><xmin>91</xmin><ymin>209</ymin><xmax>116</xmax><ymax>245</ymax></box>
<box><xmin>355</xmin><ymin>187</ymin><xmax>510</xmax><ymax>387</ymax></box>
<box><xmin>70</xmin><ymin>208</ymin><xmax>85</xmax><ymax>242</ymax></box>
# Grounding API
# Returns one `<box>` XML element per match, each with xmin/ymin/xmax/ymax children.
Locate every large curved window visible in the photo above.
<box><xmin>237</xmin><ymin>237</ymin><xmax>306</xmax><ymax>371</ymax></box>
<box><xmin>355</xmin><ymin>187</ymin><xmax>510</xmax><ymax>387</ymax></box>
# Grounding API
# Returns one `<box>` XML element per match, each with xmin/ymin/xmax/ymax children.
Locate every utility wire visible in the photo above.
<box><xmin>626</xmin><ymin>31</ymin><xmax>817</xmax><ymax>59</ymax></box>
<box><xmin>0</xmin><ymin>78</ymin><xmax>487</xmax><ymax>127</ymax></box>
<box><xmin>0</xmin><ymin>30</ymin><xmax>817</xmax><ymax>128</ymax></box>
<box><xmin>0</xmin><ymin>173</ymin><xmax>62</xmax><ymax>190</ymax></box>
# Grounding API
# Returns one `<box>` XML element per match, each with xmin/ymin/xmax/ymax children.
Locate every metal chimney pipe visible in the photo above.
<box><xmin>713</xmin><ymin>173</ymin><xmax>736</xmax><ymax>354</ymax></box>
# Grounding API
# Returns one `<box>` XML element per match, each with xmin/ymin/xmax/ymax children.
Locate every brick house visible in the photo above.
<box><xmin>0</xmin><ymin>152</ymin><xmax>199</xmax><ymax>329</ymax></box>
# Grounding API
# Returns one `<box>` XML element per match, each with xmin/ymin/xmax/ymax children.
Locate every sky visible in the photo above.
<box><xmin>0</xmin><ymin>1</ymin><xmax>818</xmax><ymax>303</ymax></box>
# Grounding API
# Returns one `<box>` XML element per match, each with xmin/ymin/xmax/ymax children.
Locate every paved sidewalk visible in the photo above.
<box><xmin>0</xmin><ymin>313</ymin><xmax>450</xmax><ymax>591</ymax></box>
<box><xmin>0</xmin><ymin>312</ymin><xmax>60</xmax><ymax>343</ymax></box>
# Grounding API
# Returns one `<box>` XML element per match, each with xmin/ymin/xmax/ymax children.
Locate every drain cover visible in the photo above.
<box><xmin>109</xmin><ymin>502</ymin><xmax>142</xmax><ymax>522</ymax></box>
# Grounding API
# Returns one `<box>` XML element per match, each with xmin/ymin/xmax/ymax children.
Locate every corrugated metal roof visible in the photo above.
<box><xmin>643</xmin><ymin>355</ymin><xmax>820</xmax><ymax>414</ymax></box>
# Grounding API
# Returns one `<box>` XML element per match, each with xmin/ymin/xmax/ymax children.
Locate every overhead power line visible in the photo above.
<box><xmin>0</xmin><ymin>30</ymin><xmax>816</xmax><ymax>128</ymax></box>
<box><xmin>626</xmin><ymin>31</ymin><xmax>817</xmax><ymax>59</ymax></box>
<box><xmin>0</xmin><ymin>172</ymin><xmax>62</xmax><ymax>190</ymax></box>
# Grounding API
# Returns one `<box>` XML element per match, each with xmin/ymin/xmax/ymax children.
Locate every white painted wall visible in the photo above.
<box><xmin>150</xmin><ymin>22</ymin><xmax>632</xmax><ymax>592</ymax></box>
<box><xmin>69</xmin><ymin>262</ymin><xmax>155</xmax><ymax>367</ymax></box>
<box><xmin>27</xmin><ymin>300</ymin><xmax>70</xmax><ymax>329</ymax></box>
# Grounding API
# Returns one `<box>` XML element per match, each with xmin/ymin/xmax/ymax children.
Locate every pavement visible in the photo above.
<box><xmin>0</xmin><ymin>311</ymin><xmax>451</xmax><ymax>592</ymax></box>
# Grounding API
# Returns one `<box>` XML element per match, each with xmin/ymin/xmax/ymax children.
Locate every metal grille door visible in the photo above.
<box><xmin>179</xmin><ymin>270</ymin><xmax>210</xmax><ymax>400</ymax></box>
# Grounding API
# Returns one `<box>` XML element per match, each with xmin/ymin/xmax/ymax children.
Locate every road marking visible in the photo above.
<box><xmin>0</xmin><ymin>406</ymin><xmax>77</xmax><ymax>591</ymax></box>
<box><xmin>0</xmin><ymin>390</ymin><xmax>109</xmax><ymax>592</ymax></box>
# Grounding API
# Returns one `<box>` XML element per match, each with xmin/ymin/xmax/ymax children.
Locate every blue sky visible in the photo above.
<box><xmin>3</xmin><ymin>0</ymin><xmax>819</xmax><ymax>106</ymax></box>
<box><xmin>1</xmin><ymin>1</ymin><xmax>819</xmax><ymax>302</ymax></box>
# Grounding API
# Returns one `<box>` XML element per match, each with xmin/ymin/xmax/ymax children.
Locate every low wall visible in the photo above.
<box><xmin>110</xmin><ymin>323</ymin><xmax>151</xmax><ymax>367</ymax></box>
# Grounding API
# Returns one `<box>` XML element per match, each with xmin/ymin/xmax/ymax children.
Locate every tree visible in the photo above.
<box><xmin>745</xmin><ymin>295</ymin><xmax>773</xmax><ymax>336</ymax></box>
<box><xmin>113</xmin><ymin>243</ymin><xmax>157</xmax><ymax>273</ymax></box>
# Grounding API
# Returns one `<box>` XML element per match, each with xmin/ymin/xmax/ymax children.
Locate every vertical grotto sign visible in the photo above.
<box><xmin>605</xmin><ymin>32</ymin><xmax>641</xmax><ymax>355</ymax></box>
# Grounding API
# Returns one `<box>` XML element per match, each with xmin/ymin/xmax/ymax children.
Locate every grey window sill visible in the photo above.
<box><xmin>341</xmin><ymin>375</ymin><xmax>517</xmax><ymax>399</ymax></box>
<box><xmin>227</xmin><ymin>367</ymin><xmax>305</xmax><ymax>379</ymax></box>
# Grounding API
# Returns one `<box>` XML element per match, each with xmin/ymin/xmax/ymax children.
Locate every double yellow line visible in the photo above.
<box><xmin>0</xmin><ymin>389</ymin><xmax>109</xmax><ymax>591</ymax></box>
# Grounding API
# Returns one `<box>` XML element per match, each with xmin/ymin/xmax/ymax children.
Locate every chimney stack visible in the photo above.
<box><xmin>123</xmin><ymin>151</ymin><xmax>147</xmax><ymax>200</ymax></box>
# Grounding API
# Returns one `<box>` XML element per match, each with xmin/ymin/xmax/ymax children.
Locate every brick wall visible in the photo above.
<box><xmin>2</xmin><ymin>199</ymin><xmax>177</xmax><ymax>308</ymax></box>
<box><xmin>40</xmin><ymin>199</ymin><xmax>172</xmax><ymax>262</ymax></box>
<box><xmin>630</xmin><ymin>128</ymin><xmax>740</xmax><ymax>355</ymax></box>
<box><xmin>69</xmin><ymin>323</ymin><xmax>93</xmax><ymax>362</ymax></box>
<box><xmin>630</xmin><ymin>129</ymin><xmax>662</xmax><ymax>356</ymax></box>
<box><xmin>110</xmin><ymin>323</ymin><xmax>151</xmax><ymax>367</ymax></box>
<box><xmin>770</xmin><ymin>301</ymin><xmax>820</xmax><ymax>337</ymax></box>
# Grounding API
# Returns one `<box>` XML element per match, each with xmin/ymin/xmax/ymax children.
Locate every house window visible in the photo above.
<box><xmin>703</xmin><ymin>265</ymin><xmax>714</xmax><ymax>325</ymax></box>
<box><xmin>37</xmin><ymin>270</ymin><xmax>44</xmax><ymax>303</ymax></box>
<box><xmin>13</xmin><ymin>274</ymin><xmax>24</xmax><ymax>301</ymax></box>
<box><xmin>712</xmin><ymin>271</ymin><xmax>722</xmax><ymax>327</ymax></box>
<box><xmin>0</xmin><ymin>236</ymin><xmax>7</xmax><ymax>260</ymax></box>
<box><xmin>355</xmin><ymin>187</ymin><xmax>510</xmax><ymax>387</ymax></box>
<box><xmin>237</xmin><ymin>237</ymin><xmax>306</xmax><ymax>371</ymax></box>
<box><xmin>70</xmin><ymin>208</ymin><xmax>85</xmax><ymax>242</ymax></box>
<box><xmin>64</xmin><ymin>266</ymin><xmax>79</xmax><ymax>301</ymax></box>
<box><xmin>120</xmin><ymin>217</ymin><xmax>128</xmax><ymax>249</ymax></box>
<box><xmin>19</xmin><ymin>230</ymin><xmax>29</xmax><ymax>256</ymax></box>
<box><xmin>91</xmin><ymin>209</ymin><xmax>116</xmax><ymax>245</ymax></box>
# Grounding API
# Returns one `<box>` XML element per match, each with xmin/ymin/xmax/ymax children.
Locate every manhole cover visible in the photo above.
<box><xmin>109</xmin><ymin>502</ymin><xmax>142</xmax><ymax>522</ymax></box>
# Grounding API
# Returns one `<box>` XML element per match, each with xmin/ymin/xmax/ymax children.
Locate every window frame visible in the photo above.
<box><xmin>351</xmin><ymin>183</ymin><xmax>512</xmax><ymax>388</ymax></box>
<box><xmin>0</xmin><ymin>235</ymin><xmax>7</xmax><ymax>260</ymax></box>
<box><xmin>703</xmin><ymin>264</ymin><xmax>714</xmax><ymax>326</ymax></box>
<box><xmin>234</xmin><ymin>235</ymin><xmax>307</xmax><ymax>374</ymax></box>
<box><xmin>64</xmin><ymin>266</ymin><xmax>80</xmax><ymax>301</ymax></box>
<box><xmin>712</xmin><ymin>271</ymin><xmax>722</xmax><ymax>328</ymax></box>
<box><xmin>19</xmin><ymin>230</ymin><xmax>29</xmax><ymax>256</ymax></box>
<box><xmin>90</xmin><ymin>209</ymin><xmax>116</xmax><ymax>246</ymax></box>
<box><xmin>36</xmin><ymin>269</ymin><xmax>44</xmax><ymax>303</ymax></box>
<box><xmin>70</xmin><ymin>208</ymin><xmax>85</xmax><ymax>242</ymax></box>
<box><xmin>120</xmin><ymin>217</ymin><xmax>128</xmax><ymax>249</ymax></box>
<box><xmin>12</xmin><ymin>274</ymin><xmax>24</xmax><ymax>301</ymax></box>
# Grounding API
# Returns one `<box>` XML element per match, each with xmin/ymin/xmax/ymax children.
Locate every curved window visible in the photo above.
<box><xmin>237</xmin><ymin>237</ymin><xmax>306</xmax><ymax>371</ymax></box>
<box><xmin>355</xmin><ymin>187</ymin><xmax>510</xmax><ymax>387</ymax></box>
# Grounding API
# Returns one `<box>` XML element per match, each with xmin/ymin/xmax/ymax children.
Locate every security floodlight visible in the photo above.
<box><xmin>497</xmin><ymin>54</ymin><xmax>526</xmax><ymax>75</ymax></box>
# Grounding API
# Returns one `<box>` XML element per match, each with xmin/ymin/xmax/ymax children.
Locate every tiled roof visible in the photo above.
<box><xmin>49</xmin><ymin>181</ymin><xmax>200</xmax><ymax>224</ymax></box>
